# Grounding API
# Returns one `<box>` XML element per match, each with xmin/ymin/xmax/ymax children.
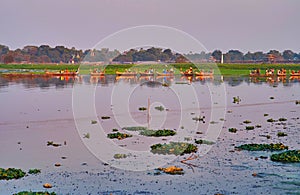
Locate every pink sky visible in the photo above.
<box><xmin>1</xmin><ymin>0</ymin><xmax>299</xmax><ymax>53</ymax></box>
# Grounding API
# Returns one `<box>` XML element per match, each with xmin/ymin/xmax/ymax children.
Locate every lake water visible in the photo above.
<box><xmin>0</xmin><ymin>75</ymin><xmax>299</xmax><ymax>194</ymax></box>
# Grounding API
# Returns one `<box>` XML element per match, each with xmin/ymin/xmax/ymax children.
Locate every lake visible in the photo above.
<box><xmin>0</xmin><ymin>75</ymin><xmax>299</xmax><ymax>194</ymax></box>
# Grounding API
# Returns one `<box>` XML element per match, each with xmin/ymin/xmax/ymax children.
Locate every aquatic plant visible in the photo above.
<box><xmin>154</xmin><ymin>105</ymin><xmax>165</xmax><ymax>111</ymax></box>
<box><xmin>113</xmin><ymin>154</ymin><xmax>127</xmax><ymax>159</ymax></box>
<box><xmin>107</xmin><ymin>132</ymin><xmax>132</xmax><ymax>140</ymax></box>
<box><xmin>101</xmin><ymin>116</ymin><xmax>110</xmax><ymax>119</ymax></box>
<box><xmin>112</xmin><ymin>128</ymin><xmax>119</xmax><ymax>132</ymax></box>
<box><xmin>264</xmin><ymin>113</ymin><xmax>269</xmax><ymax>117</ymax></box>
<box><xmin>243</xmin><ymin>120</ymin><xmax>251</xmax><ymax>124</ymax></box>
<box><xmin>138</xmin><ymin>107</ymin><xmax>147</xmax><ymax>111</ymax></box>
<box><xmin>228</xmin><ymin>128</ymin><xmax>238</xmax><ymax>133</ymax></box>
<box><xmin>28</xmin><ymin>169</ymin><xmax>41</xmax><ymax>175</ymax></box>
<box><xmin>140</xmin><ymin>129</ymin><xmax>176</xmax><ymax>137</ymax></box>
<box><xmin>91</xmin><ymin>120</ymin><xmax>97</xmax><ymax>124</ymax></box>
<box><xmin>194</xmin><ymin>139</ymin><xmax>215</xmax><ymax>145</ymax></box>
<box><xmin>83</xmin><ymin>133</ymin><xmax>90</xmax><ymax>139</ymax></box>
<box><xmin>14</xmin><ymin>192</ymin><xmax>56</xmax><ymax>195</ymax></box>
<box><xmin>122</xmin><ymin>126</ymin><xmax>148</xmax><ymax>131</ymax></box>
<box><xmin>277</xmin><ymin>132</ymin><xmax>288</xmax><ymax>137</ymax></box>
<box><xmin>245</xmin><ymin>126</ymin><xmax>255</xmax><ymax>130</ymax></box>
<box><xmin>150</xmin><ymin>142</ymin><xmax>198</xmax><ymax>156</ymax></box>
<box><xmin>278</xmin><ymin>118</ymin><xmax>287</xmax><ymax>122</ymax></box>
<box><xmin>233</xmin><ymin>96</ymin><xmax>241</xmax><ymax>104</ymax></box>
<box><xmin>270</xmin><ymin>150</ymin><xmax>300</xmax><ymax>163</ymax></box>
<box><xmin>46</xmin><ymin>141</ymin><xmax>61</xmax><ymax>147</ymax></box>
<box><xmin>0</xmin><ymin>168</ymin><xmax>26</xmax><ymax>180</ymax></box>
<box><xmin>255</xmin><ymin>124</ymin><xmax>262</xmax><ymax>128</ymax></box>
<box><xmin>267</xmin><ymin>118</ymin><xmax>275</xmax><ymax>122</ymax></box>
<box><xmin>236</xmin><ymin>143</ymin><xmax>288</xmax><ymax>151</ymax></box>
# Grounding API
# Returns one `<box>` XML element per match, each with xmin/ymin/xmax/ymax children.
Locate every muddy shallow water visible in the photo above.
<box><xmin>0</xmin><ymin>75</ymin><xmax>299</xmax><ymax>194</ymax></box>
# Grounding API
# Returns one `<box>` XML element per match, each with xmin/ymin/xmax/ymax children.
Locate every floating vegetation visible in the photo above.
<box><xmin>194</xmin><ymin>139</ymin><xmax>215</xmax><ymax>145</ymax></box>
<box><xmin>91</xmin><ymin>120</ymin><xmax>97</xmax><ymax>124</ymax></box>
<box><xmin>278</xmin><ymin>118</ymin><xmax>287</xmax><ymax>122</ymax></box>
<box><xmin>157</xmin><ymin>166</ymin><xmax>184</xmax><ymax>175</ymax></box>
<box><xmin>101</xmin><ymin>116</ymin><xmax>110</xmax><ymax>120</ymax></box>
<box><xmin>277</xmin><ymin>132</ymin><xmax>288</xmax><ymax>137</ymax></box>
<box><xmin>107</xmin><ymin>132</ymin><xmax>132</xmax><ymax>140</ymax></box>
<box><xmin>138</xmin><ymin>107</ymin><xmax>147</xmax><ymax>111</ymax></box>
<box><xmin>46</xmin><ymin>141</ymin><xmax>61</xmax><ymax>147</ymax></box>
<box><xmin>267</xmin><ymin>118</ymin><xmax>276</xmax><ymax>123</ymax></box>
<box><xmin>228</xmin><ymin>128</ymin><xmax>238</xmax><ymax>133</ymax></box>
<box><xmin>296</xmin><ymin>100</ymin><xmax>300</xmax><ymax>105</ymax></box>
<box><xmin>233</xmin><ymin>96</ymin><xmax>241</xmax><ymax>104</ymax></box>
<box><xmin>14</xmin><ymin>192</ymin><xmax>56</xmax><ymax>195</ymax></box>
<box><xmin>270</xmin><ymin>96</ymin><xmax>275</xmax><ymax>99</ymax></box>
<box><xmin>243</xmin><ymin>120</ymin><xmax>252</xmax><ymax>124</ymax></box>
<box><xmin>122</xmin><ymin>126</ymin><xmax>148</xmax><ymax>131</ymax></box>
<box><xmin>245</xmin><ymin>126</ymin><xmax>255</xmax><ymax>130</ymax></box>
<box><xmin>140</xmin><ymin>129</ymin><xmax>176</xmax><ymax>137</ymax></box>
<box><xmin>83</xmin><ymin>133</ymin><xmax>90</xmax><ymax>139</ymax></box>
<box><xmin>264</xmin><ymin>113</ymin><xmax>269</xmax><ymax>117</ymax></box>
<box><xmin>150</xmin><ymin>142</ymin><xmax>198</xmax><ymax>156</ymax></box>
<box><xmin>236</xmin><ymin>143</ymin><xmax>288</xmax><ymax>151</ymax></box>
<box><xmin>260</xmin><ymin>135</ymin><xmax>271</xmax><ymax>139</ymax></box>
<box><xmin>112</xmin><ymin>128</ymin><xmax>119</xmax><ymax>132</ymax></box>
<box><xmin>270</xmin><ymin>150</ymin><xmax>300</xmax><ymax>163</ymax></box>
<box><xmin>28</xmin><ymin>169</ymin><xmax>41</xmax><ymax>175</ymax></box>
<box><xmin>113</xmin><ymin>154</ymin><xmax>127</xmax><ymax>159</ymax></box>
<box><xmin>255</xmin><ymin>124</ymin><xmax>262</xmax><ymax>128</ymax></box>
<box><xmin>154</xmin><ymin>105</ymin><xmax>165</xmax><ymax>111</ymax></box>
<box><xmin>192</xmin><ymin>116</ymin><xmax>205</xmax><ymax>122</ymax></box>
<box><xmin>0</xmin><ymin>168</ymin><xmax>26</xmax><ymax>180</ymax></box>
<box><xmin>210</xmin><ymin>121</ymin><xmax>218</xmax><ymax>124</ymax></box>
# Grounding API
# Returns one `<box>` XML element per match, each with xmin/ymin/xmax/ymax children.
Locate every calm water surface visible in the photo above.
<box><xmin>0</xmin><ymin>75</ymin><xmax>299</xmax><ymax>194</ymax></box>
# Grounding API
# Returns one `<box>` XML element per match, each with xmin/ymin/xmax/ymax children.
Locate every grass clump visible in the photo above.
<box><xmin>245</xmin><ymin>126</ymin><xmax>255</xmax><ymax>130</ymax></box>
<box><xmin>140</xmin><ymin>129</ymin><xmax>176</xmax><ymax>137</ymax></box>
<box><xmin>270</xmin><ymin>150</ymin><xmax>300</xmax><ymax>163</ymax></box>
<box><xmin>0</xmin><ymin>168</ymin><xmax>26</xmax><ymax>180</ymax></box>
<box><xmin>107</xmin><ymin>132</ymin><xmax>132</xmax><ymax>140</ymax></box>
<box><xmin>228</xmin><ymin>128</ymin><xmax>238</xmax><ymax>133</ymax></box>
<box><xmin>194</xmin><ymin>139</ymin><xmax>215</xmax><ymax>145</ymax></box>
<box><xmin>14</xmin><ymin>192</ymin><xmax>56</xmax><ymax>195</ymax></box>
<box><xmin>28</xmin><ymin>169</ymin><xmax>41</xmax><ymax>175</ymax></box>
<box><xmin>236</xmin><ymin>143</ymin><xmax>288</xmax><ymax>151</ymax></box>
<box><xmin>150</xmin><ymin>142</ymin><xmax>198</xmax><ymax>156</ymax></box>
<box><xmin>277</xmin><ymin>132</ymin><xmax>288</xmax><ymax>137</ymax></box>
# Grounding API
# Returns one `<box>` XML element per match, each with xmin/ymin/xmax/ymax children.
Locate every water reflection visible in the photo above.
<box><xmin>0</xmin><ymin>74</ymin><xmax>299</xmax><ymax>89</ymax></box>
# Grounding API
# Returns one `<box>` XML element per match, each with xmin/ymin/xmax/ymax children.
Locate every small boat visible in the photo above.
<box><xmin>139</xmin><ymin>72</ymin><xmax>154</xmax><ymax>77</ymax></box>
<box><xmin>290</xmin><ymin>70</ymin><xmax>300</xmax><ymax>77</ymax></box>
<box><xmin>116</xmin><ymin>71</ymin><xmax>137</xmax><ymax>76</ymax></box>
<box><xmin>195</xmin><ymin>71</ymin><xmax>213</xmax><ymax>77</ymax></box>
<box><xmin>180</xmin><ymin>72</ymin><xmax>193</xmax><ymax>77</ymax></box>
<box><xmin>156</xmin><ymin>72</ymin><xmax>174</xmax><ymax>77</ymax></box>
<box><xmin>90</xmin><ymin>72</ymin><xmax>105</xmax><ymax>77</ymax></box>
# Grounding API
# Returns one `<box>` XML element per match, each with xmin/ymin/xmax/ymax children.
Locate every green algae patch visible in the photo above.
<box><xmin>150</xmin><ymin>142</ymin><xmax>198</xmax><ymax>156</ymax></box>
<box><xmin>28</xmin><ymin>169</ymin><xmax>41</xmax><ymax>175</ymax></box>
<box><xmin>107</xmin><ymin>132</ymin><xmax>132</xmax><ymax>140</ymax></box>
<box><xmin>140</xmin><ymin>129</ymin><xmax>176</xmax><ymax>137</ymax></box>
<box><xmin>14</xmin><ymin>192</ymin><xmax>56</xmax><ymax>195</ymax></box>
<box><xmin>271</xmin><ymin>150</ymin><xmax>300</xmax><ymax>163</ymax></box>
<box><xmin>236</xmin><ymin>143</ymin><xmax>288</xmax><ymax>151</ymax></box>
<box><xmin>194</xmin><ymin>139</ymin><xmax>215</xmax><ymax>145</ymax></box>
<box><xmin>0</xmin><ymin>168</ymin><xmax>26</xmax><ymax>180</ymax></box>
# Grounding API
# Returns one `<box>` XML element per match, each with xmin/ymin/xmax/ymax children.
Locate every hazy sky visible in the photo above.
<box><xmin>1</xmin><ymin>0</ymin><xmax>300</xmax><ymax>52</ymax></box>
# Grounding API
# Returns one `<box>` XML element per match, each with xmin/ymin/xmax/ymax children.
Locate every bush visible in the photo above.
<box><xmin>28</xmin><ymin>169</ymin><xmax>41</xmax><ymax>175</ymax></box>
<box><xmin>107</xmin><ymin>132</ymin><xmax>132</xmax><ymax>140</ymax></box>
<box><xmin>0</xmin><ymin>168</ymin><xmax>26</xmax><ymax>180</ymax></box>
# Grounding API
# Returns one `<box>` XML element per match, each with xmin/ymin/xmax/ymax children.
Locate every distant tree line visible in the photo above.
<box><xmin>1</xmin><ymin>44</ymin><xmax>300</xmax><ymax>64</ymax></box>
